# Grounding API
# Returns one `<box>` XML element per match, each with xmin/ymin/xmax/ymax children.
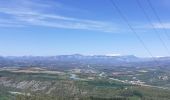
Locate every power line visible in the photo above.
<box><xmin>146</xmin><ymin>0</ymin><xmax>170</xmax><ymax>39</ymax></box>
<box><xmin>136</xmin><ymin>0</ymin><xmax>170</xmax><ymax>55</ymax></box>
<box><xmin>109</xmin><ymin>0</ymin><xmax>159</xmax><ymax>65</ymax></box>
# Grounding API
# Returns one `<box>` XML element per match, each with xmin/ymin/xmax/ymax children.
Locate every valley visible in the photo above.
<box><xmin>0</xmin><ymin>55</ymin><xmax>170</xmax><ymax>100</ymax></box>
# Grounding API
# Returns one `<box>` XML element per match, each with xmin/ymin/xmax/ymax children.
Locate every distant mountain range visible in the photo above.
<box><xmin>0</xmin><ymin>54</ymin><xmax>170</xmax><ymax>68</ymax></box>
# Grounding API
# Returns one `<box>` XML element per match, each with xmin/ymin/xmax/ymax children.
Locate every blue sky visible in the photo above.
<box><xmin>0</xmin><ymin>0</ymin><xmax>170</xmax><ymax>57</ymax></box>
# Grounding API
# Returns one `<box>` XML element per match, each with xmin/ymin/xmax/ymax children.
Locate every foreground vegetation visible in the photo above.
<box><xmin>0</xmin><ymin>67</ymin><xmax>170</xmax><ymax>100</ymax></box>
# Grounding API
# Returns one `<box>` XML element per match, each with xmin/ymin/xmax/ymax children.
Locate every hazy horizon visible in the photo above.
<box><xmin>0</xmin><ymin>53</ymin><xmax>169</xmax><ymax>58</ymax></box>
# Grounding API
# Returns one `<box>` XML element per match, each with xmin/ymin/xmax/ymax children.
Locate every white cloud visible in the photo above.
<box><xmin>153</xmin><ymin>23</ymin><xmax>170</xmax><ymax>29</ymax></box>
<box><xmin>0</xmin><ymin>0</ymin><xmax>116</xmax><ymax>32</ymax></box>
<box><xmin>105</xmin><ymin>54</ymin><xmax>121</xmax><ymax>56</ymax></box>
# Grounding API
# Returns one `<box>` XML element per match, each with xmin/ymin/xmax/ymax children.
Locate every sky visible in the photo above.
<box><xmin>0</xmin><ymin>0</ymin><xmax>170</xmax><ymax>57</ymax></box>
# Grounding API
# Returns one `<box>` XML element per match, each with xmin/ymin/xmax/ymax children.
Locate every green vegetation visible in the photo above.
<box><xmin>0</xmin><ymin>67</ymin><xmax>170</xmax><ymax>100</ymax></box>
